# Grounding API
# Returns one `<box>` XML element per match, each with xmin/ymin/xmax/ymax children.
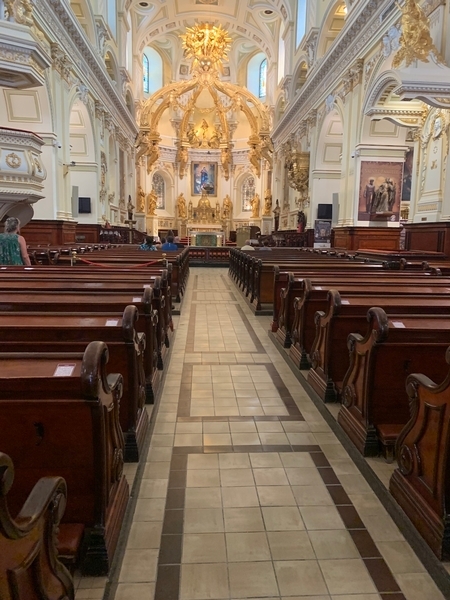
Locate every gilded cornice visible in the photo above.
<box><xmin>33</xmin><ymin>0</ymin><xmax>137</xmax><ymax>143</ymax></box>
<box><xmin>272</xmin><ymin>0</ymin><xmax>396</xmax><ymax>145</ymax></box>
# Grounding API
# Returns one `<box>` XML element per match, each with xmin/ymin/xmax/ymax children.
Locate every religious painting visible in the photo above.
<box><xmin>314</xmin><ymin>219</ymin><xmax>332</xmax><ymax>248</ymax></box>
<box><xmin>402</xmin><ymin>148</ymin><xmax>413</xmax><ymax>201</ymax></box>
<box><xmin>192</xmin><ymin>162</ymin><xmax>217</xmax><ymax>196</ymax></box>
<box><xmin>358</xmin><ymin>161</ymin><xmax>403</xmax><ymax>222</ymax></box>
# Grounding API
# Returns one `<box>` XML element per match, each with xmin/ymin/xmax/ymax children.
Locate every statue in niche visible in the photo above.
<box><xmin>127</xmin><ymin>196</ymin><xmax>135</xmax><ymax>220</ymax></box>
<box><xmin>273</xmin><ymin>199</ymin><xmax>280</xmax><ymax>231</ymax></box>
<box><xmin>137</xmin><ymin>185</ymin><xmax>146</xmax><ymax>212</ymax></box>
<box><xmin>222</xmin><ymin>194</ymin><xmax>232</xmax><ymax>219</ymax></box>
<box><xmin>178</xmin><ymin>146</ymin><xmax>188</xmax><ymax>179</ymax></box>
<box><xmin>263</xmin><ymin>189</ymin><xmax>272</xmax><ymax>216</ymax></box>
<box><xmin>187</xmin><ymin>125</ymin><xmax>200</xmax><ymax>147</ymax></box>
<box><xmin>249</xmin><ymin>145</ymin><xmax>261</xmax><ymax>178</ymax></box>
<box><xmin>251</xmin><ymin>193</ymin><xmax>260</xmax><ymax>218</ymax></box>
<box><xmin>147</xmin><ymin>189</ymin><xmax>157</xmax><ymax>216</ymax></box>
<box><xmin>188</xmin><ymin>200</ymin><xmax>193</xmax><ymax>219</ymax></box>
<box><xmin>177</xmin><ymin>193</ymin><xmax>187</xmax><ymax>219</ymax></box>
<box><xmin>221</xmin><ymin>147</ymin><xmax>231</xmax><ymax>180</ymax></box>
<box><xmin>146</xmin><ymin>142</ymin><xmax>160</xmax><ymax>174</ymax></box>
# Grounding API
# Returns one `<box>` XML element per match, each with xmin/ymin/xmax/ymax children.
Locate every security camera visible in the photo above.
<box><xmin>70</xmin><ymin>161</ymin><xmax>76</xmax><ymax>166</ymax></box>
<box><xmin>351</xmin><ymin>151</ymin><xmax>355</xmax><ymax>159</ymax></box>
<box><xmin>52</xmin><ymin>140</ymin><xmax>62</xmax><ymax>149</ymax></box>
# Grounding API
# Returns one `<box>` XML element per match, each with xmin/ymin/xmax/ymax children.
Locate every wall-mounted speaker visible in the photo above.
<box><xmin>317</xmin><ymin>203</ymin><xmax>332</xmax><ymax>220</ymax></box>
<box><xmin>78</xmin><ymin>197</ymin><xmax>91</xmax><ymax>214</ymax></box>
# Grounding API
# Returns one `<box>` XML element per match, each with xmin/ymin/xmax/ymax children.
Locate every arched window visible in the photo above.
<box><xmin>247</xmin><ymin>52</ymin><xmax>266</xmax><ymax>98</ymax></box>
<box><xmin>152</xmin><ymin>173</ymin><xmax>165</xmax><ymax>209</ymax></box>
<box><xmin>296</xmin><ymin>0</ymin><xmax>307</xmax><ymax>48</ymax></box>
<box><xmin>259</xmin><ymin>59</ymin><xmax>267</xmax><ymax>98</ymax></box>
<box><xmin>143</xmin><ymin>54</ymin><xmax>150</xmax><ymax>94</ymax></box>
<box><xmin>242</xmin><ymin>175</ymin><xmax>256</xmax><ymax>212</ymax></box>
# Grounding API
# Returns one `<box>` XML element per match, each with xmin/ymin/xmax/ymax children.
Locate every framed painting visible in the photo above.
<box><xmin>192</xmin><ymin>162</ymin><xmax>217</xmax><ymax>196</ymax></box>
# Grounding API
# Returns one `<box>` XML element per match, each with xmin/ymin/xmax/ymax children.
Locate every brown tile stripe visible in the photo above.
<box><xmin>152</xmin><ymin>447</ymin><xmax>406</xmax><ymax>600</ymax></box>
<box><xmin>185</xmin><ymin>305</ymin><xmax>196</xmax><ymax>353</ymax></box>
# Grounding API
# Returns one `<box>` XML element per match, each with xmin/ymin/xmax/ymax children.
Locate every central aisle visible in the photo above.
<box><xmin>108</xmin><ymin>268</ymin><xmax>444</xmax><ymax>600</ymax></box>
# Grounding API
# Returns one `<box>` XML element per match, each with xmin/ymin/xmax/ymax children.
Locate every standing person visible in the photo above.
<box><xmin>0</xmin><ymin>217</ymin><xmax>31</xmax><ymax>266</ymax></box>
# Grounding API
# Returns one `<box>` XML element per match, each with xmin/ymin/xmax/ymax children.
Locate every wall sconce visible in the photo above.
<box><xmin>63</xmin><ymin>161</ymin><xmax>76</xmax><ymax>176</ymax></box>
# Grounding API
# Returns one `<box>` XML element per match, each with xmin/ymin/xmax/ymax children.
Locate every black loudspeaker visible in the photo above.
<box><xmin>317</xmin><ymin>203</ymin><xmax>332</xmax><ymax>220</ymax></box>
<box><xmin>78</xmin><ymin>197</ymin><xmax>91</xmax><ymax>214</ymax></box>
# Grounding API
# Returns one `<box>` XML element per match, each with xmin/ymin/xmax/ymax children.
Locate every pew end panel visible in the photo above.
<box><xmin>390</xmin><ymin>356</ymin><xmax>450</xmax><ymax>560</ymax></box>
<box><xmin>0</xmin><ymin>452</ymin><xmax>75</xmax><ymax>600</ymax></box>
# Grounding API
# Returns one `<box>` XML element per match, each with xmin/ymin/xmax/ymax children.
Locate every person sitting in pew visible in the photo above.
<box><xmin>140</xmin><ymin>235</ymin><xmax>157</xmax><ymax>251</ymax></box>
<box><xmin>241</xmin><ymin>239</ymin><xmax>255</xmax><ymax>250</ymax></box>
<box><xmin>0</xmin><ymin>217</ymin><xmax>31</xmax><ymax>266</ymax></box>
<box><xmin>259</xmin><ymin>240</ymin><xmax>272</xmax><ymax>251</ymax></box>
<box><xmin>161</xmin><ymin>235</ymin><xmax>178</xmax><ymax>251</ymax></box>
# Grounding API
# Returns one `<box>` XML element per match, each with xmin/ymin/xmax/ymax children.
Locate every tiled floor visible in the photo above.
<box><xmin>75</xmin><ymin>268</ymin><xmax>449</xmax><ymax>600</ymax></box>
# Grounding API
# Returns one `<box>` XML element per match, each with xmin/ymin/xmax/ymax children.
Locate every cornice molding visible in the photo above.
<box><xmin>272</xmin><ymin>0</ymin><xmax>395</xmax><ymax>144</ymax></box>
<box><xmin>34</xmin><ymin>0</ymin><xmax>138</xmax><ymax>142</ymax></box>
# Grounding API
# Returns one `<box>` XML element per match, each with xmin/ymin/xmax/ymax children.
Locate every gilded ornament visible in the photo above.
<box><xmin>5</xmin><ymin>152</ymin><xmax>21</xmax><ymax>169</ymax></box>
<box><xmin>180</xmin><ymin>23</ymin><xmax>232</xmax><ymax>74</ymax></box>
<box><xmin>392</xmin><ymin>0</ymin><xmax>444</xmax><ymax>68</ymax></box>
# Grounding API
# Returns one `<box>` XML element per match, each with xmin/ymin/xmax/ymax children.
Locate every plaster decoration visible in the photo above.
<box><xmin>5</xmin><ymin>152</ymin><xmax>21</xmax><ymax>168</ymax></box>
<box><xmin>95</xmin><ymin>17</ymin><xmax>111</xmax><ymax>57</ymax></box>
<box><xmin>325</xmin><ymin>94</ymin><xmax>336</xmax><ymax>114</ymax></box>
<box><xmin>382</xmin><ymin>25</ymin><xmax>401</xmax><ymax>59</ymax></box>
<box><xmin>100</xmin><ymin>150</ymin><xmax>107</xmax><ymax>203</ymax></box>
<box><xmin>419</xmin><ymin>108</ymin><xmax>449</xmax><ymax>195</ymax></box>
<box><xmin>304</xmin><ymin>29</ymin><xmax>318</xmax><ymax>68</ymax></box>
<box><xmin>77</xmin><ymin>83</ymin><xmax>89</xmax><ymax>104</ymax></box>
<box><xmin>120</xmin><ymin>67</ymin><xmax>132</xmax><ymax>96</ymax></box>
<box><xmin>104</xmin><ymin>113</ymin><xmax>116</xmax><ymax>134</ymax></box>
<box><xmin>50</xmin><ymin>42</ymin><xmax>72</xmax><ymax>82</ymax></box>
<box><xmin>392</xmin><ymin>0</ymin><xmax>443</xmax><ymax>68</ymax></box>
<box><xmin>108</xmin><ymin>192</ymin><xmax>115</xmax><ymax>205</ymax></box>
<box><xmin>364</xmin><ymin>51</ymin><xmax>383</xmax><ymax>89</ymax></box>
<box><xmin>4</xmin><ymin>0</ymin><xmax>33</xmax><ymax>26</ymax></box>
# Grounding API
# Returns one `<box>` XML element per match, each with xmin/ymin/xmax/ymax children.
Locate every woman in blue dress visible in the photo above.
<box><xmin>0</xmin><ymin>217</ymin><xmax>31</xmax><ymax>265</ymax></box>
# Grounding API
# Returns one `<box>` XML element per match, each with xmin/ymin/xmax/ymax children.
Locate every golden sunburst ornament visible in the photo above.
<box><xmin>181</xmin><ymin>23</ymin><xmax>232</xmax><ymax>73</ymax></box>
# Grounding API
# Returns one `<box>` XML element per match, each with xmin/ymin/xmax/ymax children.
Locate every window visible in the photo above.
<box><xmin>242</xmin><ymin>175</ymin><xmax>256</xmax><ymax>212</ymax></box>
<box><xmin>296</xmin><ymin>0</ymin><xmax>307</xmax><ymax>48</ymax></box>
<box><xmin>143</xmin><ymin>54</ymin><xmax>149</xmax><ymax>93</ymax></box>
<box><xmin>247</xmin><ymin>52</ymin><xmax>266</xmax><ymax>98</ymax></box>
<box><xmin>152</xmin><ymin>173</ymin><xmax>165</xmax><ymax>209</ymax></box>
<box><xmin>259</xmin><ymin>59</ymin><xmax>267</xmax><ymax>98</ymax></box>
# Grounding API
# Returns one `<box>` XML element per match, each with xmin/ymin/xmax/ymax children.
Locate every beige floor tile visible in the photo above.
<box><xmin>153</xmin><ymin>422</ymin><xmax>177</xmax><ymax>435</ymax></box>
<box><xmin>138</xmin><ymin>479</ymin><xmax>168</xmax><ymax>499</ymax></box>
<box><xmin>221</xmin><ymin>486</ymin><xmax>259</xmax><ymax>508</ymax></box>
<box><xmin>126</xmin><ymin>521</ymin><xmax>162</xmax><ymax>549</ymax></box>
<box><xmin>264</xmin><ymin>406</ymin><xmax>289</xmax><ymax>416</ymax></box>
<box><xmin>337</xmin><ymin>474</ymin><xmax>373</xmax><ymax>495</ymax></box>
<box><xmin>186</xmin><ymin>469</ymin><xmax>221</xmax><ymax>488</ymax></box>
<box><xmin>268</xmin><ymin>530</ymin><xmax>315</xmax><ymax>560</ymax></box>
<box><xmin>229</xmin><ymin>421</ymin><xmax>257</xmax><ymax>432</ymax></box>
<box><xmin>220</xmin><ymin>468</ymin><xmax>255</xmax><ymax>486</ymax></box>
<box><xmin>253</xmin><ymin>467</ymin><xmax>289</xmax><ymax>486</ymax></box>
<box><xmin>150</xmin><ymin>435</ymin><xmax>175</xmax><ymax>447</ymax></box>
<box><xmin>309</xmin><ymin>529</ymin><xmax>360</xmax><ymax>559</ymax></box>
<box><xmin>262</xmin><ymin>506</ymin><xmax>305</xmax><ymax>531</ymax></box>
<box><xmin>174</xmin><ymin>433</ymin><xmax>204</xmax><ymax>446</ymax></box>
<box><xmin>348</xmin><ymin>493</ymin><xmax>388</xmax><ymax>516</ymax></box>
<box><xmin>257</xmin><ymin>485</ymin><xmax>296</xmax><ymax>506</ymax></box>
<box><xmin>142</xmin><ymin>462</ymin><xmax>170</xmax><ymax>479</ymax></box>
<box><xmin>202</xmin><ymin>421</ymin><xmax>230</xmax><ymax>433</ymax></box>
<box><xmin>225</xmin><ymin>531</ymin><xmax>271</xmax><ymax>562</ymax></box>
<box><xmin>285</xmin><ymin>467</ymin><xmax>323</xmax><ymax>486</ymax></box>
<box><xmin>361</xmin><ymin>514</ymin><xmax>405</xmax><ymax>542</ymax></box>
<box><xmin>114</xmin><ymin>583</ymin><xmax>155</xmax><ymax>600</ymax></box>
<box><xmin>223</xmin><ymin>507</ymin><xmax>265</xmax><ymax>532</ymax></box>
<box><xmin>231</xmin><ymin>432</ymin><xmax>261</xmax><ymax>445</ymax></box>
<box><xmin>239</xmin><ymin>407</ymin><xmax>265</xmax><ymax>416</ymax></box>
<box><xmin>274</xmin><ymin>560</ymin><xmax>329</xmax><ymax>596</ymax></box>
<box><xmin>279</xmin><ymin>453</ymin><xmax>315</xmax><ymax>468</ymax></box>
<box><xmin>184</xmin><ymin>508</ymin><xmax>224</xmax><ymax>533</ymax></box>
<box><xmin>249</xmin><ymin>453</ymin><xmax>283</xmax><ymax>468</ymax></box>
<box><xmin>182</xmin><ymin>533</ymin><xmax>227</xmax><ymax>563</ymax></box>
<box><xmin>300</xmin><ymin>505</ymin><xmax>345</xmax><ymax>530</ymax></box>
<box><xmin>203</xmin><ymin>433</ymin><xmax>232</xmax><ymax>445</ymax></box>
<box><xmin>396</xmin><ymin>572</ymin><xmax>446</xmax><ymax>600</ymax></box>
<box><xmin>176</xmin><ymin>422</ymin><xmax>203</xmax><ymax>434</ymax></box>
<box><xmin>187</xmin><ymin>454</ymin><xmax>219</xmax><ymax>470</ymax></box>
<box><xmin>118</xmin><ymin>548</ymin><xmax>158</xmax><ymax>582</ymax></box>
<box><xmin>281</xmin><ymin>421</ymin><xmax>312</xmax><ymax>433</ymax></box>
<box><xmin>185</xmin><ymin>487</ymin><xmax>222</xmax><ymax>509</ymax></box>
<box><xmin>219</xmin><ymin>453</ymin><xmax>250</xmax><ymax>469</ymax></box>
<box><xmin>376</xmin><ymin>541</ymin><xmax>426</xmax><ymax>574</ymax></box>
<box><xmin>180</xmin><ymin>563</ymin><xmax>229</xmax><ymax>600</ymax></box>
<box><xmin>133</xmin><ymin>498</ymin><xmax>166</xmax><ymax>521</ymax></box>
<box><xmin>228</xmin><ymin>561</ymin><xmax>278</xmax><ymax>598</ymax></box>
<box><xmin>191</xmin><ymin>407</ymin><xmax>215</xmax><ymax>416</ymax></box>
<box><xmin>329</xmin><ymin>595</ymin><xmax>380</xmax><ymax>600</ymax></box>
<box><xmin>258</xmin><ymin>432</ymin><xmax>290</xmax><ymax>445</ymax></box>
<box><xmin>319</xmin><ymin>559</ymin><xmax>377</xmax><ymax>595</ymax></box>
<box><xmin>255</xmin><ymin>421</ymin><xmax>284</xmax><ymax>433</ymax></box>
<box><xmin>215</xmin><ymin>407</ymin><xmax>241</xmax><ymax>416</ymax></box>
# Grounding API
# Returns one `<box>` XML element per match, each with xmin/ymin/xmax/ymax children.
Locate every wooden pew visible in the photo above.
<box><xmin>0</xmin><ymin>452</ymin><xmax>74</xmax><ymax>600</ymax></box>
<box><xmin>337</xmin><ymin>308</ymin><xmax>450</xmax><ymax>459</ymax></box>
<box><xmin>0</xmin><ymin>306</ymin><xmax>147</xmax><ymax>462</ymax></box>
<box><xmin>0</xmin><ymin>341</ymin><xmax>129</xmax><ymax>576</ymax></box>
<box><xmin>307</xmin><ymin>290</ymin><xmax>450</xmax><ymax>402</ymax></box>
<box><xmin>390</xmin><ymin>350</ymin><xmax>450</xmax><ymax>560</ymax></box>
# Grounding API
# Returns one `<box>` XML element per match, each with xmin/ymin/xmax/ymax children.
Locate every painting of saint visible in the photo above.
<box><xmin>192</xmin><ymin>162</ymin><xmax>217</xmax><ymax>196</ymax></box>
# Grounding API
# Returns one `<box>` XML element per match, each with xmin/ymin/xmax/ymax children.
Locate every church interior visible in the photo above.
<box><xmin>2</xmin><ymin>0</ymin><xmax>450</xmax><ymax>599</ymax></box>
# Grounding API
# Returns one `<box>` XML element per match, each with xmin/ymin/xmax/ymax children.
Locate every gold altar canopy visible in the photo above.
<box><xmin>137</xmin><ymin>23</ymin><xmax>273</xmax><ymax>180</ymax></box>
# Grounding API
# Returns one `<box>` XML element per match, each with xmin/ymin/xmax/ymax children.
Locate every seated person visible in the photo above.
<box><xmin>161</xmin><ymin>235</ymin><xmax>178</xmax><ymax>251</ymax></box>
<box><xmin>259</xmin><ymin>240</ymin><xmax>272</xmax><ymax>251</ymax></box>
<box><xmin>0</xmin><ymin>217</ymin><xmax>31</xmax><ymax>265</ymax></box>
<box><xmin>241</xmin><ymin>239</ymin><xmax>255</xmax><ymax>251</ymax></box>
<box><xmin>174</xmin><ymin>236</ymin><xmax>185</xmax><ymax>248</ymax></box>
<box><xmin>140</xmin><ymin>235</ymin><xmax>156</xmax><ymax>251</ymax></box>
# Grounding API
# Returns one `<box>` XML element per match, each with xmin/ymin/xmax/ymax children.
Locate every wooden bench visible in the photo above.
<box><xmin>390</xmin><ymin>349</ymin><xmax>450</xmax><ymax>560</ymax></box>
<box><xmin>307</xmin><ymin>290</ymin><xmax>450</xmax><ymax>402</ymax></box>
<box><xmin>337</xmin><ymin>307</ymin><xmax>450</xmax><ymax>459</ymax></box>
<box><xmin>0</xmin><ymin>306</ymin><xmax>147</xmax><ymax>462</ymax></box>
<box><xmin>0</xmin><ymin>452</ymin><xmax>74</xmax><ymax>599</ymax></box>
<box><xmin>0</xmin><ymin>341</ymin><xmax>129</xmax><ymax>576</ymax></box>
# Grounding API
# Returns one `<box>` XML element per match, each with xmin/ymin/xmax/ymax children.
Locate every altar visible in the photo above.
<box><xmin>189</xmin><ymin>228</ymin><xmax>225</xmax><ymax>246</ymax></box>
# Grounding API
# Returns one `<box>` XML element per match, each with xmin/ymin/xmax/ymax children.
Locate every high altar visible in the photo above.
<box><xmin>183</xmin><ymin>190</ymin><xmax>229</xmax><ymax>246</ymax></box>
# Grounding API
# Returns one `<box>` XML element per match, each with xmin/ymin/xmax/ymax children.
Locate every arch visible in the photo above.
<box><xmin>240</xmin><ymin>173</ymin><xmax>256</xmax><ymax>212</ymax></box>
<box><xmin>291</xmin><ymin>59</ymin><xmax>308</xmax><ymax>97</ymax></box>
<box><xmin>316</xmin><ymin>1</ymin><xmax>347</xmax><ymax>60</ymax></box>
<box><xmin>274</xmin><ymin>95</ymin><xmax>286</xmax><ymax>126</ymax></box>
<box><xmin>246</xmin><ymin>51</ymin><xmax>267</xmax><ymax>99</ymax></box>
<box><xmin>104</xmin><ymin>49</ymin><xmax>119</xmax><ymax>83</ymax></box>
<box><xmin>150</xmin><ymin>167</ymin><xmax>174</xmax><ymax>213</ymax></box>
<box><xmin>152</xmin><ymin>172</ymin><xmax>165</xmax><ymax>209</ymax></box>
<box><xmin>125</xmin><ymin>90</ymin><xmax>135</xmax><ymax>117</ymax></box>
